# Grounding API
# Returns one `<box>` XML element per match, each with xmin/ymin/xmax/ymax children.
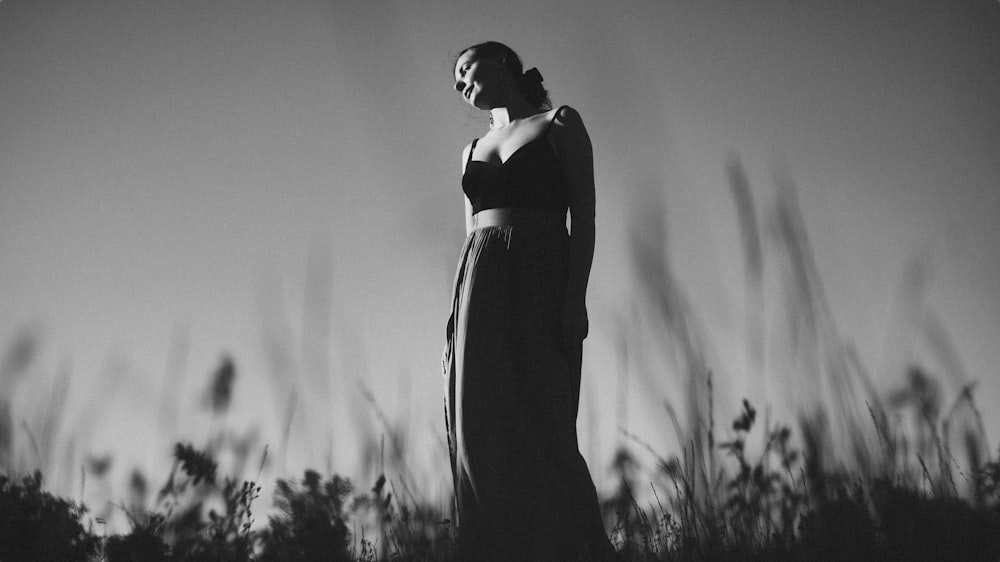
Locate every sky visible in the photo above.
<box><xmin>2</xmin><ymin>0</ymin><xmax>999</xmax><ymax>516</ymax></box>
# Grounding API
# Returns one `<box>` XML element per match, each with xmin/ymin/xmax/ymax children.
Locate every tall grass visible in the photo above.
<box><xmin>604</xmin><ymin>156</ymin><xmax>998</xmax><ymax>559</ymax></box>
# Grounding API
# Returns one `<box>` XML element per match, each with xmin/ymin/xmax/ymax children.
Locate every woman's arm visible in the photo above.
<box><xmin>465</xmin><ymin>198</ymin><xmax>474</xmax><ymax>235</ymax></box>
<box><xmin>461</xmin><ymin>142</ymin><xmax>475</xmax><ymax>234</ymax></box>
<box><xmin>552</xmin><ymin>106</ymin><xmax>595</xmax><ymax>343</ymax></box>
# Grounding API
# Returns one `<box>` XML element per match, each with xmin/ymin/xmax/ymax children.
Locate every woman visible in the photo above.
<box><xmin>442</xmin><ymin>41</ymin><xmax>614</xmax><ymax>560</ymax></box>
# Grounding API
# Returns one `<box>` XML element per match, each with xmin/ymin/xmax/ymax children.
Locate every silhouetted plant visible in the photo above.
<box><xmin>798</xmin><ymin>483</ymin><xmax>878</xmax><ymax>562</ymax></box>
<box><xmin>172</xmin><ymin>478</ymin><xmax>259</xmax><ymax>561</ymax></box>
<box><xmin>0</xmin><ymin>471</ymin><xmax>97</xmax><ymax>561</ymax></box>
<box><xmin>138</xmin><ymin>443</ymin><xmax>259</xmax><ymax>561</ymax></box>
<box><xmin>979</xmin><ymin>448</ymin><xmax>1000</xmax><ymax>508</ymax></box>
<box><xmin>206</xmin><ymin>356</ymin><xmax>237</xmax><ymax>415</ymax></box>
<box><xmin>350</xmin><ymin>472</ymin><xmax>454</xmax><ymax>561</ymax></box>
<box><xmin>718</xmin><ymin>399</ymin><xmax>803</xmax><ymax>555</ymax></box>
<box><xmin>872</xmin><ymin>479</ymin><xmax>1000</xmax><ymax>562</ymax></box>
<box><xmin>256</xmin><ymin>469</ymin><xmax>354</xmax><ymax>561</ymax></box>
<box><xmin>104</xmin><ymin>513</ymin><xmax>170</xmax><ymax>562</ymax></box>
<box><xmin>173</xmin><ymin>443</ymin><xmax>218</xmax><ymax>486</ymax></box>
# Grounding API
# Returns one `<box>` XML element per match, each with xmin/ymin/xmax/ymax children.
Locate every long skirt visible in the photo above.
<box><xmin>442</xmin><ymin>212</ymin><xmax>606</xmax><ymax>560</ymax></box>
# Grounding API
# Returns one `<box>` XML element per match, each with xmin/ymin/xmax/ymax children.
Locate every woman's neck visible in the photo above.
<box><xmin>488</xmin><ymin>99</ymin><xmax>537</xmax><ymax>130</ymax></box>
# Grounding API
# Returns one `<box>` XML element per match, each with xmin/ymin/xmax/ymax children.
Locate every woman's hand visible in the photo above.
<box><xmin>560</xmin><ymin>299</ymin><xmax>589</xmax><ymax>350</ymax></box>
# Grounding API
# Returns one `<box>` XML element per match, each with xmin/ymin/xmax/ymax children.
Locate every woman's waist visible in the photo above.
<box><xmin>470</xmin><ymin>207</ymin><xmax>566</xmax><ymax>231</ymax></box>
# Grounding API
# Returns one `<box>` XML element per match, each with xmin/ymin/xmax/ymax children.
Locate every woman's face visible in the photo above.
<box><xmin>454</xmin><ymin>49</ymin><xmax>506</xmax><ymax>110</ymax></box>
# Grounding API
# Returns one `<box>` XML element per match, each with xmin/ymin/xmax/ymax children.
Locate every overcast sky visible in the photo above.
<box><xmin>2</xmin><ymin>0</ymin><xmax>998</xmax><ymax>509</ymax></box>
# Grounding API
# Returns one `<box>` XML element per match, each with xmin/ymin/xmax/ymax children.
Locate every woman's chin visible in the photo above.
<box><xmin>471</xmin><ymin>94</ymin><xmax>493</xmax><ymax>110</ymax></box>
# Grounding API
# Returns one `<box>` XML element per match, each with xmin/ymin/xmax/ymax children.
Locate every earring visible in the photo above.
<box><xmin>489</xmin><ymin>113</ymin><xmax>494</xmax><ymax>127</ymax></box>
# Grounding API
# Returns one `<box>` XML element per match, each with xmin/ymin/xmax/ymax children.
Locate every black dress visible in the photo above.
<box><xmin>442</xmin><ymin>106</ymin><xmax>607</xmax><ymax>560</ymax></box>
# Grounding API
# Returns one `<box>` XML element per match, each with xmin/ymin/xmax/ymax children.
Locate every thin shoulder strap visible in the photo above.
<box><xmin>466</xmin><ymin>138</ymin><xmax>479</xmax><ymax>167</ymax></box>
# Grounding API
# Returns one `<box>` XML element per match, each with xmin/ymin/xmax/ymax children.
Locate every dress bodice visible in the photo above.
<box><xmin>461</xmin><ymin>107</ymin><xmax>569</xmax><ymax>215</ymax></box>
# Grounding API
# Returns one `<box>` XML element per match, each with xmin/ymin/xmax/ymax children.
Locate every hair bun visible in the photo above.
<box><xmin>522</xmin><ymin>67</ymin><xmax>543</xmax><ymax>84</ymax></box>
<box><xmin>517</xmin><ymin>67</ymin><xmax>548</xmax><ymax>108</ymax></box>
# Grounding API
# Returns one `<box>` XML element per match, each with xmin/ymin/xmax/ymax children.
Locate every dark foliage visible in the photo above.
<box><xmin>104</xmin><ymin>514</ymin><xmax>170</xmax><ymax>562</ymax></box>
<box><xmin>2</xmin><ymin>423</ymin><xmax>1000</xmax><ymax>561</ymax></box>
<box><xmin>172</xmin><ymin>478</ymin><xmax>259</xmax><ymax>562</ymax></box>
<box><xmin>256</xmin><ymin>469</ymin><xmax>354</xmax><ymax>561</ymax></box>
<box><xmin>174</xmin><ymin>443</ymin><xmax>218</xmax><ymax>486</ymax></box>
<box><xmin>872</xmin><ymin>480</ymin><xmax>1000</xmax><ymax>562</ymax></box>
<box><xmin>0</xmin><ymin>471</ymin><xmax>97</xmax><ymax>561</ymax></box>
<box><xmin>799</xmin><ymin>485</ymin><xmax>879</xmax><ymax>562</ymax></box>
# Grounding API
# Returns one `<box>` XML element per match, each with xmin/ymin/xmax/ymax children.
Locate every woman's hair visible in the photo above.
<box><xmin>456</xmin><ymin>41</ymin><xmax>551</xmax><ymax>110</ymax></box>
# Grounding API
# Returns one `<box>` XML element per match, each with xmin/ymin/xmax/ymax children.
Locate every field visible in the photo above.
<box><xmin>2</xmin><ymin>161</ymin><xmax>999</xmax><ymax>560</ymax></box>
